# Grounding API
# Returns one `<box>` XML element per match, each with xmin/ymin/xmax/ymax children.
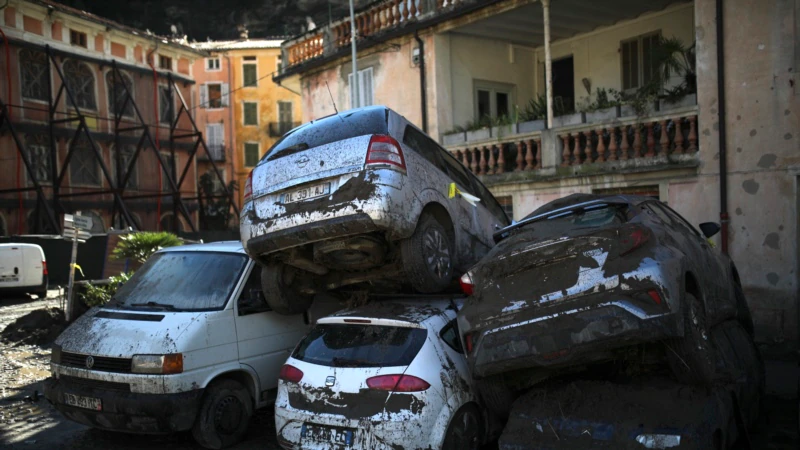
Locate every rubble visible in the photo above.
<box><xmin>1</xmin><ymin>308</ymin><xmax>66</xmax><ymax>347</ymax></box>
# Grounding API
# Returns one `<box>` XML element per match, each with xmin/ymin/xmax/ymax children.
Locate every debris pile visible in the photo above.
<box><xmin>0</xmin><ymin>308</ymin><xmax>66</xmax><ymax>346</ymax></box>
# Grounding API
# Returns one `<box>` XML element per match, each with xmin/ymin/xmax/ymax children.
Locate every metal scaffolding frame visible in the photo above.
<box><xmin>0</xmin><ymin>44</ymin><xmax>238</xmax><ymax>234</ymax></box>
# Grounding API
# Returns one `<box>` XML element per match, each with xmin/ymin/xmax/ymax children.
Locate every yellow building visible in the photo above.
<box><xmin>193</xmin><ymin>38</ymin><xmax>302</xmax><ymax>205</ymax></box>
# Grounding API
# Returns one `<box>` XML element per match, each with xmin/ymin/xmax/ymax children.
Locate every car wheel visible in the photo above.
<box><xmin>666</xmin><ymin>292</ymin><xmax>717</xmax><ymax>385</ymax></box>
<box><xmin>261</xmin><ymin>263</ymin><xmax>313</xmax><ymax>315</ymax></box>
<box><xmin>192</xmin><ymin>379</ymin><xmax>253</xmax><ymax>449</ymax></box>
<box><xmin>719</xmin><ymin>320</ymin><xmax>764</xmax><ymax>428</ymax></box>
<box><xmin>734</xmin><ymin>283</ymin><xmax>755</xmax><ymax>337</ymax></box>
<box><xmin>401</xmin><ymin>213</ymin><xmax>454</xmax><ymax>293</ymax></box>
<box><xmin>475</xmin><ymin>377</ymin><xmax>516</xmax><ymax>421</ymax></box>
<box><xmin>442</xmin><ymin>404</ymin><xmax>482</xmax><ymax>450</ymax></box>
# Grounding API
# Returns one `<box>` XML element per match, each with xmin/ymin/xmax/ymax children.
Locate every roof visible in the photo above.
<box><xmin>191</xmin><ymin>39</ymin><xmax>286</xmax><ymax>51</ymax></box>
<box><xmin>328</xmin><ymin>297</ymin><xmax>463</xmax><ymax>324</ymax></box>
<box><xmin>159</xmin><ymin>240</ymin><xmax>246</xmax><ymax>254</ymax></box>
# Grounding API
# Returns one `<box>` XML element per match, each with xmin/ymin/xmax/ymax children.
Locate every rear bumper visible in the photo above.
<box><xmin>44</xmin><ymin>376</ymin><xmax>202</xmax><ymax>434</ymax></box>
<box><xmin>0</xmin><ymin>277</ymin><xmax>47</xmax><ymax>295</ymax></box>
<box><xmin>467</xmin><ymin>293</ymin><xmax>680</xmax><ymax>379</ymax></box>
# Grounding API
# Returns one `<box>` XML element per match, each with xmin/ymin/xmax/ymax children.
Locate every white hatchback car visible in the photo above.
<box><xmin>274</xmin><ymin>298</ymin><xmax>483</xmax><ymax>450</ymax></box>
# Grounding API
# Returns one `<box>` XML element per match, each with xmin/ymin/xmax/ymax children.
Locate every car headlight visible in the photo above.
<box><xmin>131</xmin><ymin>354</ymin><xmax>183</xmax><ymax>374</ymax></box>
<box><xmin>50</xmin><ymin>344</ymin><xmax>62</xmax><ymax>364</ymax></box>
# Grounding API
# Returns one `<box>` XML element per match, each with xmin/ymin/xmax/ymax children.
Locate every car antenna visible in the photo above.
<box><xmin>325</xmin><ymin>81</ymin><xmax>341</xmax><ymax>118</ymax></box>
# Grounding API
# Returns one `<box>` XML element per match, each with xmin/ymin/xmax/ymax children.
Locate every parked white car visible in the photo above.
<box><xmin>44</xmin><ymin>241</ymin><xmax>337</xmax><ymax>449</ymax></box>
<box><xmin>0</xmin><ymin>243</ymin><xmax>48</xmax><ymax>298</ymax></box>
<box><xmin>275</xmin><ymin>297</ymin><xmax>484</xmax><ymax>450</ymax></box>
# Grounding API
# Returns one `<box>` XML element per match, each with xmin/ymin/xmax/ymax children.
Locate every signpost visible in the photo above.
<box><xmin>63</xmin><ymin>213</ymin><xmax>92</xmax><ymax>321</ymax></box>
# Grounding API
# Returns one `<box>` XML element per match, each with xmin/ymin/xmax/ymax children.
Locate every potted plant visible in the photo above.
<box><xmin>442</xmin><ymin>126</ymin><xmax>467</xmax><ymax>146</ymax></box>
<box><xmin>580</xmin><ymin>88</ymin><xmax>622</xmax><ymax>123</ymax></box>
<box><xmin>517</xmin><ymin>96</ymin><xmax>547</xmax><ymax>133</ymax></box>
<box><xmin>464</xmin><ymin>116</ymin><xmax>492</xmax><ymax>142</ymax></box>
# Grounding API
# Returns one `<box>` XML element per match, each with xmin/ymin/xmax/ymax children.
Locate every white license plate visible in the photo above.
<box><xmin>303</xmin><ymin>424</ymin><xmax>354</xmax><ymax>446</ymax></box>
<box><xmin>64</xmin><ymin>393</ymin><xmax>102</xmax><ymax>411</ymax></box>
<box><xmin>282</xmin><ymin>183</ymin><xmax>331</xmax><ymax>203</ymax></box>
<box><xmin>0</xmin><ymin>277</ymin><xmax>19</xmax><ymax>283</ymax></box>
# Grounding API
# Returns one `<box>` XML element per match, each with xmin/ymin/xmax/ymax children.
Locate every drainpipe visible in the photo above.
<box><xmin>414</xmin><ymin>31</ymin><xmax>428</xmax><ymax>133</ymax></box>
<box><xmin>146</xmin><ymin>44</ymin><xmax>161</xmax><ymax>231</ymax></box>
<box><xmin>349</xmin><ymin>0</ymin><xmax>359</xmax><ymax>109</ymax></box>
<box><xmin>715</xmin><ymin>0</ymin><xmax>729</xmax><ymax>254</ymax></box>
<box><xmin>225</xmin><ymin>53</ymin><xmax>235</xmax><ymax>205</ymax></box>
<box><xmin>542</xmin><ymin>0</ymin><xmax>553</xmax><ymax>129</ymax></box>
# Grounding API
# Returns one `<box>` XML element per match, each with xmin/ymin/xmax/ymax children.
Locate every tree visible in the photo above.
<box><xmin>112</xmin><ymin>231</ymin><xmax>183</xmax><ymax>264</ymax></box>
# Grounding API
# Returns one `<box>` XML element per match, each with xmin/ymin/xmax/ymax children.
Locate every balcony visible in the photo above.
<box><xmin>200</xmin><ymin>145</ymin><xmax>226</xmax><ymax>162</ymax></box>
<box><xmin>268</xmin><ymin>122</ymin><xmax>301</xmax><ymax>137</ymax></box>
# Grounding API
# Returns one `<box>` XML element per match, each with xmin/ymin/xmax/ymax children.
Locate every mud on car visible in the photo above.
<box><xmin>241</xmin><ymin>106</ymin><xmax>509</xmax><ymax>314</ymax></box>
<box><xmin>456</xmin><ymin>194</ymin><xmax>756</xmax><ymax>417</ymax></box>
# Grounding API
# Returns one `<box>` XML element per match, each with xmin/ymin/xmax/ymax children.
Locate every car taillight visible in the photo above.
<box><xmin>366</xmin><ymin>374</ymin><xmax>430</xmax><ymax>392</ymax></box>
<box><xmin>279</xmin><ymin>364</ymin><xmax>303</xmax><ymax>383</ymax></box>
<box><xmin>366</xmin><ymin>135</ymin><xmax>406</xmax><ymax>171</ymax></box>
<box><xmin>618</xmin><ymin>224</ymin><xmax>652</xmax><ymax>256</ymax></box>
<box><xmin>647</xmin><ymin>289</ymin><xmax>662</xmax><ymax>305</ymax></box>
<box><xmin>243</xmin><ymin>171</ymin><xmax>253</xmax><ymax>203</ymax></box>
<box><xmin>459</xmin><ymin>271</ymin><xmax>474</xmax><ymax>296</ymax></box>
<box><xmin>42</xmin><ymin>261</ymin><xmax>48</xmax><ymax>276</ymax></box>
<box><xmin>465</xmin><ymin>333</ymin><xmax>475</xmax><ymax>354</ymax></box>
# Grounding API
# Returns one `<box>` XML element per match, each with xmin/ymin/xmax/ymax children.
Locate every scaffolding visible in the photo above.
<box><xmin>0</xmin><ymin>42</ymin><xmax>238</xmax><ymax>235</ymax></box>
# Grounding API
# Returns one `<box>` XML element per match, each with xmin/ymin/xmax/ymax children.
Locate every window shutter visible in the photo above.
<box><xmin>362</xmin><ymin>68</ymin><xmax>374</xmax><ymax>106</ymax></box>
<box><xmin>348</xmin><ymin>72</ymin><xmax>356</xmax><ymax>108</ymax></box>
<box><xmin>200</xmin><ymin>84</ymin><xmax>209</xmax><ymax>108</ymax></box>
<box><xmin>221</xmin><ymin>83</ymin><xmax>230</xmax><ymax>107</ymax></box>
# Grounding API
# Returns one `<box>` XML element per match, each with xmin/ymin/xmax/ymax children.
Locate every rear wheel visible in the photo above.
<box><xmin>666</xmin><ymin>292</ymin><xmax>717</xmax><ymax>385</ymax></box>
<box><xmin>442</xmin><ymin>404</ymin><xmax>482</xmax><ymax>450</ymax></box>
<box><xmin>192</xmin><ymin>379</ymin><xmax>253</xmax><ymax>449</ymax></box>
<box><xmin>401</xmin><ymin>213</ymin><xmax>454</xmax><ymax>293</ymax></box>
<box><xmin>261</xmin><ymin>263</ymin><xmax>313</xmax><ymax>315</ymax></box>
<box><xmin>716</xmin><ymin>320</ymin><xmax>764</xmax><ymax>428</ymax></box>
<box><xmin>475</xmin><ymin>377</ymin><xmax>516</xmax><ymax>421</ymax></box>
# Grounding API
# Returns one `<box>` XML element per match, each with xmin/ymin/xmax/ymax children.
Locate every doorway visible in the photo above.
<box><xmin>552</xmin><ymin>56</ymin><xmax>574</xmax><ymax>114</ymax></box>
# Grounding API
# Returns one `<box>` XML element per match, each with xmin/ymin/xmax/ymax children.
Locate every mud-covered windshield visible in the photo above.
<box><xmin>292</xmin><ymin>324</ymin><xmax>427</xmax><ymax>368</ymax></box>
<box><xmin>106</xmin><ymin>251</ymin><xmax>248</xmax><ymax>312</ymax></box>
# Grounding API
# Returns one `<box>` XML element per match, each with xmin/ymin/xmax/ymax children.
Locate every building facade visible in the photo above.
<box><xmin>0</xmin><ymin>0</ymin><xmax>210</xmax><ymax>234</ymax></box>
<box><xmin>274</xmin><ymin>0</ymin><xmax>798</xmax><ymax>343</ymax></box>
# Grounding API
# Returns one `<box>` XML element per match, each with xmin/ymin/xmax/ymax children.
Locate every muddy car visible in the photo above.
<box><xmin>275</xmin><ymin>298</ymin><xmax>485</xmax><ymax>450</ymax></box>
<box><xmin>457</xmin><ymin>194</ymin><xmax>754</xmax><ymax>416</ymax></box>
<box><xmin>241</xmin><ymin>106</ymin><xmax>509</xmax><ymax>314</ymax></box>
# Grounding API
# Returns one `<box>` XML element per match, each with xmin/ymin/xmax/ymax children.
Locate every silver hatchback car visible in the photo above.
<box><xmin>241</xmin><ymin>106</ymin><xmax>509</xmax><ymax>314</ymax></box>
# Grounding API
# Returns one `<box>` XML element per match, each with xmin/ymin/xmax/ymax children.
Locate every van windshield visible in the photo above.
<box><xmin>107</xmin><ymin>251</ymin><xmax>248</xmax><ymax>312</ymax></box>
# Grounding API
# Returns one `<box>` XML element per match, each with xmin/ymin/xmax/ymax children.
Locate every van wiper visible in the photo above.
<box><xmin>130</xmin><ymin>301</ymin><xmax>176</xmax><ymax>310</ymax></box>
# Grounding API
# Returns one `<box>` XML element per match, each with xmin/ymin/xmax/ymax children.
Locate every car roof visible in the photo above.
<box><xmin>158</xmin><ymin>240</ymin><xmax>247</xmax><ymax>254</ymax></box>
<box><xmin>326</xmin><ymin>297</ymin><xmax>463</xmax><ymax>325</ymax></box>
<box><xmin>525</xmin><ymin>193</ymin><xmax>652</xmax><ymax>218</ymax></box>
<box><xmin>0</xmin><ymin>243</ymin><xmax>44</xmax><ymax>249</ymax></box>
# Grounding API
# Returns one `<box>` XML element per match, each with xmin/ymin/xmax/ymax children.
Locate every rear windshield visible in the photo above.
<box><xmin>517</xmin><ymin>204</ymin><xmax>629</xmax><ymax>238</ymax></box>
<box><xmin>292</xmin><ymin>324</ymin><xmax>427</xmax><ymax>368</ymax></box>
<box><xmin>263</xmin><ymin>108</ymin><xmax>388</xmax><ymax>163</ymax></box>
<box><xmin>106</xmin><ymin>251</ymin><xmax>248</xmax><ymax>312</ymax></box>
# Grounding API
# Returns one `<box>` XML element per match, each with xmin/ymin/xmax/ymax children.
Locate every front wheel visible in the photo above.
<box><xmin>261</xmin><ymin>263</ymin><xmax>313</xmax><ymax>315</ymax></box>
<box><xmin>192</xmin><ymin>379</ymin><xmax>253</xmax><ymax>449</ymax></box>
<box><xmin>442</xmin><ymin>404</ymin><xmax>482</xmax><ymax>450</ymax></box>
<box><xmin>401</xmin><ymin>213</ymin><xmax>454</xmax><ymax>293</ymax></box>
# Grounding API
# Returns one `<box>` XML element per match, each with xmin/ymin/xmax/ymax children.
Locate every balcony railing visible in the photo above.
<box><xmin>202</xmin><ymin>145</ymin><xmax>225</xmax><ymax>162</ymax></box>
<box><xmin>268</xmin><ymin>122</ymin><xmax>301</xmax><ymax>137</ymax></box>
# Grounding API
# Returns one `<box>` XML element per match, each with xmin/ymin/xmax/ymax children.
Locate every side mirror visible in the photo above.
<box><xmin>699</xmin><ymin>222</ymin><xmax>721</xmax><ymax>238</ymax></box>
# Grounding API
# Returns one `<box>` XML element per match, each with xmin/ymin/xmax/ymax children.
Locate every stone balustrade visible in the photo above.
<box><xmin>452</xmin><ymin>137</ymin><xmax>543</xmax><ymax>175</ymax></box>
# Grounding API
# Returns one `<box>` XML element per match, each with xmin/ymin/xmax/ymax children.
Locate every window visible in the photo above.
<box><xmin>69</xmin><ymin>30</ymin><xmax>87</xmax><ymax>48</ymax></box>
<box><xmin>205</xmin><ymin>57</ymin><xmax>221</xmax><ymax>71</ymax></box>
<box><xmin>497</xmin><ymin>196</ymin><xmax>514</xmax><ymax>220</ymax></box>
<box><xmin>206</xmin><ymin>123</ymin><xmax>225</xmax><ymax>160</ymax></box>
<box><xmin>69</xmin><ymin>138</ymin><xmax>101</xmax><ymax>186</ymax></box>
<box><xmin>159</xmin><ymin>86</ymin><xmax>174</xmax><ymax>124</ymax></box>
<box><xmin>20</xmin><ymin>49</ymin><xmax>48</xmax><ymax>102</ymax></box>
<box><xmin>106</xmin><ymin>71</ymin><xmax>134</xmax><ymax>118</ymax></box>
<box><xmin>656</xmin><ymin>203</ymin><xmax>702</xmax><ymax>238</ymax></box>
<box><xmin>159</xmin><ymin>213</ymin><xmax>184</xmax><ymax>232</ymax></box>
<box><xmin>83</xmin><ymin>211</ymin><xmax>106</xmax><ymax>233</ymax></box>
<box><xmin>243</xmin><ymin>101</ymin><xmax>258</xmax><ymax>126</ymax></box>
<box><xmin>244</xmin><ymin>142</ymin><xmax>260</xmax><ymax>167</ymax></box>
<box><xmin>276</xmin><ymin>54</ymin><xmax>283</xmax><ymax>73</ymax></box>
<box><xmin>115</xmin><ymin>145</ymin><xmax>138</xmax><ymax>190</ymax></box>
<box><xmin>237</xmin><ymin>266</ymin><xmax>270</xmax><ymax>315</ymax></box>
<box><xmin>348</xmin><ymin>67</ymin><xmax>374</xmax><ymax>108</ymax></box>
<box><xmin>403</xmin><ymin>125</ymin><xmax>445</xmax><ymax>170</ymax></box>
<box><xmin>63</xmin><ymin>60</ymin><xmax>96</xmax><ymax>110</ymax></box>
<box><xmin>24</xmin><ymin>134</ymin><xmax>52</xmax><ymax>184</ymax></box>
<box><xmin>621</xmin><ymin>32</ymin><xmax>661</xmax><ymax>91</ymax></box>
<box><xmin>593</xmin><ymin>185</ymin><xmax>659</xmax><ymax>199</ymax></box>
<box><xmin>159</xmin><ymin>55</ymin><xmax>172</xmax><ymax>71</ymax></box>
<box><xmin>439</xmin><ymin>320</ymin><xmax>463</xmax><ymax>353</ymax></box>
<box><xmin>278</xmin><ymin>101</ymin><xmax>293</xmax><ymax>134</ymax></box>
<box><xmin>200</xmin><ymin>82</ymin><xmax>228</xmax><ymax>109</ymax></box>
<box><xmin>243</xmin><ymin>57</ymin><xmax>257</xmax><ymax>87</ymax></box>
<box><xmin>211</xmin><ymin>168</ymin><xmax>226</xmax><ymax>192</ymax></box>
<box><xmin>161</xmin><ymin>153</ymin><xmax>176</xmax><ymax>192</ymax></box>
<box><xmin>474</xmin><ymin>81</ymin><xmax>513</xmax><ymax>120</ymax></box>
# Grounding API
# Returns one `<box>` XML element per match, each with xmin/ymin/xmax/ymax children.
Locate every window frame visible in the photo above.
<box><xmin>114</xmin><ymin>145</ymin><xmax>138</xmax><ymax>191</ymax></box>
<box><xmin>243</xmin><ymin>142</ymin><xmax>260</xmax><ymax>167</ymax></box>
<box><xmin>19</xmin><ymin>49</ymin><xmax>49</xmax><ymax>103</ymax></box>
<box><xmin>158</xmin><ymin>55</ymin><xmax>173</xmax><ymax>71</ymax></box>
<box><xmin>473</xmin><ymin>80</ymin><xmax>514</xmax><ymax>120</ymax></box>
<box><xmin>24</xmin><ymin>134</ymin><xmax>54</xmax><ymax>185</ymax></box>
<box><xmin>158</xmin><ymin>85</ymin><xmax>174</xmax><ymax>125</ymax></box>
<box><xmin>242</xmin><ymin>101</ymin><xmax>258</xmax><ymax>126</ymax></box>
<box><xmin>620</xmin><ymin>31</ymin><xmax>662</xmax><ymax>92</ymax></box>
<box><xmin>205</xmin><ymin>57</ymin><xmax>221</xmax><ymax>72</ymax></box>
<box><xmin>236</xmin><ymin>264</ymin><xmax>271</xmax><ymax>316</ymax></box>
<box><xmin>206</xmin><ymin>82</ymin><xmax>224</xmax><ymax>109</ymax></box>
<box><xmin>160</xmin><ymin>151</ymin><xmax>177</xmax><ymax>192</ymax></box>
<box><xmin>439</xmin><ymin>319</ymin><xmax>464</xmax><ymax>354</ymax></box>
<box><xmin>68</xmin><ymin>139</ymin><xmax>102</xmax><ymax>187</ymax></box>
<box><xmin>62</xmin><ymin>60</ymin><xmax>97</xmax><ymax>111</ymax></box>
<box><xmin>242</xmin><ymin>57</ymin><xmax>258</xmax><ymax>87</ymax></box>
<box><xmin>348</xmin><ymin>66</ymin><xmax>374</xmax><ymax>108</ymax></box>
<box><xmin>69</xmin><ymin>29</ymin><xmax>87</xmax><ymax>48</ymax></box>
<box><xmin>105</xmin><ymin>70</ymin><xmax>135</xmax><ymax>119</ymax></box>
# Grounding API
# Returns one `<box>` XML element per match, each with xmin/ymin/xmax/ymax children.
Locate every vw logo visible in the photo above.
<box><xmin>295</xmin><ymin>156</ymin><xmax>310</xmax><ymax>168</ymax></box>
<box><xmin>325</xmin><ymin>376</ymin><xmax>335</xmax><ymax>387</ymax></box>
<box><xmin>85</xmin><ymin>356</ymin><xmax>95</xmax><ymax>369</ymax></box>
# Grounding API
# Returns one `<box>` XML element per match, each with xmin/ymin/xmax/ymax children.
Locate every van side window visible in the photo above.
<box><xmin>439</xmin><ymin>319</ymin><xmax>463</xmax><ymax>353</ymax></box>
<box><xmin>237</xmin><ymin>266</ymin><xmax>270</xmax><ymax>315</ymax></box>
<box><xmin>471</xmin><ymin>178</ymin><xmax>510</xmax><ymax>224</ymax></box>
<box><xmin>402</xmin><ymin>125</ymin><xmax>445</xmax><ymax>171</ymax></box>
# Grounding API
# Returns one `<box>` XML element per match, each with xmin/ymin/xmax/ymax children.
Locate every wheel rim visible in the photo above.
<box><xmin>423</xmin><ymin>228</ymin><xmax>451</xmax><ymax>279</ymax></box>
<box><xmin>450</xmin><ymin>411</ymin><xmax>480</xmax><ymax>449</ymax></box>
<box><xmin>213</xmin><ymin>395</ymin><xmax>244</xmax><ymax>435</ymax></box>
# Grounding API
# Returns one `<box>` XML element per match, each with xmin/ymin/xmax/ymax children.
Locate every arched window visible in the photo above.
<box><xmin>159</xmin><ymin>213</ymin><xmax>184</xmax><ymax>233</ymax></box>
<box><xmin>20</xmin><ymin>49</ymin><xmax>48</xmax><ymax>101</ymax></box>
<box><xmin>69</xmin><ymin>136</ymin><xmax>101</xmax><ymax>186</ymax></box>
<box><xmin>63</xmin><ymin>60</ymin><xmax>96</xmax><ymax>110</ymax></box>
<box><xmin>26</xmin><ymin>210</ymin><xmax>57</xmax><ymax>234</ymax></box>
<box><xmin>113</xmin><ymin>145</ymin><xmax>138</xmax><ymax>190</ymax></box>
<box><xmin>106</xmin><ymin>70</ymin><xmax>134</xmax><ymax>118</ymax></box>
<box><xmin>82</xmin><ymin>211</ymin><xmax>106</xmax><ymax>233</ymax></box>
<box><xmin>113</xmin><ymin>212</ymin><xmax>141</xmax><ymax>231</ymax></box>
<box><xmin>24</xmin><ymin>134</ymin><xmax>53</xmax><ymax>184</ymax></box>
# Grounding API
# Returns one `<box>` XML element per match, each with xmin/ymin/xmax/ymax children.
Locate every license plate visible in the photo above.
<box><xmin>0</xmin><ymin>277</ymin><xmax>19</xmax><ymax>283</ymax></box>
<box><xmin>64</xmin><ymin>393</ymin><xmax>102</xmax><ymax>411</ymax></box>
<box><xmin>282</xmin><ymin>183</ymin><xmax>331</xmax><ymax>203</ymax></box>
<box><xmin>302</xmin><ymin>423</ymin><xmax>355</xmax><ymax>446</ymax></box>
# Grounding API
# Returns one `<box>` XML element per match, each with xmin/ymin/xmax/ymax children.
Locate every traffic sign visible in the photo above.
<box><xmin>63</xmin><ymin>228</ymin><xmax>91</xmax><ymax>241</ymax></box>
<box><xmin>64</xmin><ymin>213</ymin><xmax>93</xmax><ymax>231</ymax></box>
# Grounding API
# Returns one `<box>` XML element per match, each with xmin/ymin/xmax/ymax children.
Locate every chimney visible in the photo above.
<box><xmin>237</xmin><ymin>25</ymin><xmax>249</xmax><ymax>40</ymax></box>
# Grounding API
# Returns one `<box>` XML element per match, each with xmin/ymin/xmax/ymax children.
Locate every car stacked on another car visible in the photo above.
<box><xmin>274</xmin><ymin>298</ymin><xmax>485</xmax><ymax>450</ymax></box>
<box><xmin>240</xmin><ymin>106</ymin><xmax>509</xmax><ymax>314</ymax></box>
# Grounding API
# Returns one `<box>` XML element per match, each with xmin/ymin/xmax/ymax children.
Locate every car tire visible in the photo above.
<box><xmin>718</xmin><ymin>320</ymin><xmax>765</xmax><ymax>429</ymax></box>
<box><xmin>475</xmin><ymin>378</ymin><xmax>516</xmax><ymax>421</ymax></box>
<box><xmin>442</xmin><ymin>404</ymin><xmax>482</xmax><ymax>450</ymax></box>
<box><xmin>734</xmin><ymin>283</ymin><xmax>755</xmax><ymax>337</ymax></box>
<box><xmin>666</xmin><ymin>292</ymin><xmax>717</xmax><ymax>385</ymax></box>
<box><xmin>261</xmin><ymin>263</ymin><xmax>313</xmax><ymax>315</ymax></box>
<box><xmin>401</xmin><ymin>212</ymin><xmax>454</xmax><ymax>293</ymax></box>
<box><xmin>192</xmin><ymin>379</ymin><xmax>253</xmax><ymax>449</ymax></box>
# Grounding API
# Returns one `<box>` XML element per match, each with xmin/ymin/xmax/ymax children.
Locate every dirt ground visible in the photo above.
<box><xmin>0</xmin><ymin>294</ymin><xmax>796</xmax><ymax>449</ymax></box>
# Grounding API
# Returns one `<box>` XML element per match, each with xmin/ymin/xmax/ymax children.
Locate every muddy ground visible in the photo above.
<box><xmin>0</xmin><ymin>295</ymin><xmax>797</xmax><ymax>449</ymax></box>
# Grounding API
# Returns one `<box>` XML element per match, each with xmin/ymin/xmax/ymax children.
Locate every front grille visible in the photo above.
<box><xmin>61</xmin><ymin>375</ymin><xmax>131</xmax><ymax>392</ymax></box>
<box><xmin>61</xmin><ymin>352</ymin><xmax>132</xmax><ymax>373</ymax></box>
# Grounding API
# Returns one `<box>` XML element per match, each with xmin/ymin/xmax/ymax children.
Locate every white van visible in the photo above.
<box><xmin>0</xmin><ymin>243</ymin><xmax>48</xmax><ymax>298</ymax></box>
<box><xmin>44</xmin><ymin>241</ymin><xmax>334</xmax><ymax>449</ymax></box>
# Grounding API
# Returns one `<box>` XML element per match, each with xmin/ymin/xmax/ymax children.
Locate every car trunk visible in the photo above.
<box><xmin>0</xmin><ymin>246</ymin><xmax>25</xmax><ymax>287</ymax></box>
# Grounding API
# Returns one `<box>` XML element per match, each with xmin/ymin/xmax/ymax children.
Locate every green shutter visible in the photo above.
<box><xmin>244</xmin><ymin>143</ymin><xmax>259</xmax><ymax>167</ymax></box>
<box><xmin>244</xmin><ymin>102</ymin><xmax>258</xmax><ymax>125</ymax></box>
<box><xmin>243</xmin><ymin>64</ymin><xmax>257</xmax><ymax>87</ymax></box>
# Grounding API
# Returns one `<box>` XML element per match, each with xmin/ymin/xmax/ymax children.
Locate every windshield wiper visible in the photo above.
<box><xmin>332</xmin><ymin>357</ymin><xmax>373</xmax><ymax>367</ymax></box>
<box><xmin>130</xmin><ymin>301</ymin><xmax>177</xmax><ymax>311</ymax></box>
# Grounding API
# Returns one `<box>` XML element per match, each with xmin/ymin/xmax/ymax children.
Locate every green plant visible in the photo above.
<box><xmin>80</xmin><ymin>272</ymin><xmax>132</xmax><ymax>307</ymax></box>
<box><xmin>520</xmin><ymin>95</ymin><xmax>547</xmax><ymax>122</ymax></box>
<box><xmin>112</xmin><ymin>231</ymin><xmax>183</xmax><ymax>264</ymax></box>
<box><xmin>652</xmin><ymin>36</ymin><xmax>696</xmax><ymax>99</ymax></box>
<box><xmin>577</xmin><ymin>87</ymin><xmax>623</xmax><ymax>113</ymax></box>
<box><xmin>198</xmin><ymin>172</ymin><xmax>238</xmax><ymax>231</ymax></box>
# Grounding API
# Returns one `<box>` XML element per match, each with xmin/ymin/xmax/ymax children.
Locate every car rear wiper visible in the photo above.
<box><xmin>129</xmin><ymin>301</ymin><xmax>177</xmax><ymax>310</ymax></box>
<box><xmin>332</xmin><ymin>357</ymin><xmax>373</xmax><ymax>367</ymax></box>
<box><xmin>267</xmin><ymin>143</ymin><xmax>309</xmax><ymax>161</ymax></box>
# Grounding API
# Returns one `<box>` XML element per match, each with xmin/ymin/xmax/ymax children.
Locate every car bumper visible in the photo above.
<box><xmin>44</xmin><ymin>376</ymin><xmax>203</xmax><ymax>434</ymax></box>
<box><xmin>468</xmin><ymin>292</ymin><xmax>681</xmax><ymax>379</ymax></box>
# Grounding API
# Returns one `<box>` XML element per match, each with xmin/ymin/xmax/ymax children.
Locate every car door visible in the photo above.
<box><xmin>234</xmin><ymin>264</ymin><xmax>308</xmax><ymax>400</ymax></box>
